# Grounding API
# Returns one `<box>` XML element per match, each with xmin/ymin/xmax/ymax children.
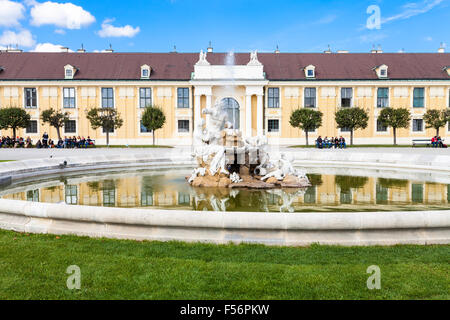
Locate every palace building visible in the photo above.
<box><xmin>0</xmin><ymin>49</ymin><xmax>449</xmax><ymax>145</ymax></box>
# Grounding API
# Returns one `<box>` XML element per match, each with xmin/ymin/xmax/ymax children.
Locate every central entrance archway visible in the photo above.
<box><xmin>221</xmin><ymin>98</ymin><xmax>240</xmax><ymax>129</ymax></box>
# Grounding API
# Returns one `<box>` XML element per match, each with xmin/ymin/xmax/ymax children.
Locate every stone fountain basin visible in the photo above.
<box><xmin>0</xmin><ymin>151</ymin><xmax>449</xmax><ymax>246</ymax></box>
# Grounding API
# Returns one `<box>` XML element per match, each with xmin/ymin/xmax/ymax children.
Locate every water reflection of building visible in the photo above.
<box><xmin>3</xmin><ymin>174</ymin><xmax>450</xmax><ymax>211</ymax></box>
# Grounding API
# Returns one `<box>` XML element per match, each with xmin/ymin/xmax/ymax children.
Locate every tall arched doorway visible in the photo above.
<box><xmin>221</xmin><ymin>98</ymin><xmax>240</xmax><ymax>129</ymax></box>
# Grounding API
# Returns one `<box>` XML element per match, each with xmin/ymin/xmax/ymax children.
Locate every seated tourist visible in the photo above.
<box><xmin>35</xmin><ymin>140</ymin><xmax>42</xmax><ymax>149</ymax></box>
<box><xmin>48</xmin><ymin>139</ymin><xmax>55</xmax><ymax>148</ymax></box>
<box><xmin>56</xmin><ymin>138</ymin><xmax>63</xmax><ymax>148</ymax></box>
<box><xmin>339</xmin><ymin>136</ymin><xmax>346</xmax><ymax>149</ymax></box>
<box><xmin>431</xmin><ymin>136</ymin><xmax>437</xmax><ymax>148</ymax></box>
<box><xmin>437</xmin><ymin>136</ymin><xmax>443</xmax><ymax>148</ymax></box>
<box><xmin>25</xmin><ymin>137</ymin><xmax>32</xmax><ymax>148</ymax></box>
<box><xmin>316</xmin><ymin>136</ymin><xmax>323</xmax><ymax>149</ymax></box>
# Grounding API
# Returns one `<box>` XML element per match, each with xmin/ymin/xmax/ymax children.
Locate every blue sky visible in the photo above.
<box><xmin>0</xmin><ymin>0</ymin><xmax>448</xmax><ymax>53</ymax></box>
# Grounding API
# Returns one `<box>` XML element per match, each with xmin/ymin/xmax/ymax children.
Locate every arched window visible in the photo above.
<box><xmin>221</xmin><ymin>98</ymin><xmax>240</xmax><ymax>129</ymax></box>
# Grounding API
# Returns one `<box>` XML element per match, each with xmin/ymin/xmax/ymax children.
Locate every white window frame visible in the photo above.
<box><xmin>62</xmin><ymin>87</ymin><xmax>76</xmax><ymax>109</ymax></box>
<box><xmin>25</xmin><ymin>119</ymin><xmax>39</xmax><ymax>135</ymax></box>
<box><xmin>63</xmin><ymin>119</ymin><xmax>78</xmax><ymax>135</ymax></box>
<box><xmin>138</xmin><ymin>87</ymin><xmax>153</xmax><ymax>109</ymax></box>
<box><xmin>266</xmin><ymin>87</ymin><xmax>281</xmax><ymax>109</ymax></box>
<box><xmin>338</xmin><ymin>87</ymin><xmax>354</xmax><ymax>108</ymax></box>
<box><xmin>411</xmin><ymin>118</ymin><xmax>425</xmax><ymax>133</ymax></box>
<box><xmin>24</xmin><ymin>87</ymin><xmax>38</xmax><ymax>109</ymax></box>
<box><xmin>375</xmin><ymin>87</ymin><xmax>390</xmax><ymax>109</ymax></box>
<box><xmin>375</xmin><ymin>118</ymin><xmax>389</xmax><ymax>135</ymax></box>
<box><xmin>100</xmin><ymin>87</ymin><xmax>115</xmax><ymax>109</ymax></box>
<box><xmin>176</xmin><ymin>87</ymin><xmax>190</xmax><ymax>109</ymax></box>
<box><xmin>304</xmin><ymin>65</ymin><xmax>316</xmax><ymax>78</ymax></box>
<box><xmin>176</xmin><ymin>118</ymin><xmax>190</xmax><ymax>135</ymax></box>
<box><xmin>411</xmin><ymin>87</ymin><xmax>426</xmax><ymax>109</ymax></box>
<box><xmin>267</xmin><ymin>118</ymin><xmax>281</xmax><ymax>135</ymax></box>
<box><xmin>303</xmin><ymin>87</ymin><xmax>318</xmax><ymax>108</ymax></box>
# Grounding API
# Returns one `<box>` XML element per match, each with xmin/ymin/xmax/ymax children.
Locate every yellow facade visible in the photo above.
<box><xmin>0</xmin><ymin>82</ymin><xmax>449</xmax><ymax>145</ymax></box>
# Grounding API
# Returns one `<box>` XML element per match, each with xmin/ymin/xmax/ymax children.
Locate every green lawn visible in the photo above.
<box><xmin>0</xmin><ymin>229</ymin><xmax>448</xmax><ymax>300</ymax></box>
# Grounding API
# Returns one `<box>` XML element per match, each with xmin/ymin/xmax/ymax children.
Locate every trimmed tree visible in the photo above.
<box><xmin>334</xmin><ymin>107</ymin><xmax>369</xmax><ymax>145</ymax></box>
<box><xmin>289</xmin><ymin>108</ymin><xmax>323</xmax><ymax>146</ymax></box>
<box><xmin>0</xmin><ymin>107</ymin><xmax>30</xmax><ymax>138</ymax></box>
<box><xmin>141</xmin><ymin>106</ymin><xmax>166</xmax><ymax>146</ymax></box>
<box><xmin>40</xmin><ymin>108</ymin><xmax>70</xmax><ymax>140</ymax></box>
<box><xmin>86</xmin><ymin>108</ymin><xmax>124</xmax><ymax>146</ymax></box>
<box><xmin>423</xmin><ymin>109</ymin><xmax>450</xmax><ymax>137</ymax></box>
<box><xmin>378</xmin><ymin>107</ymin><xmax>411</xmax><ymax>145</ymax></box>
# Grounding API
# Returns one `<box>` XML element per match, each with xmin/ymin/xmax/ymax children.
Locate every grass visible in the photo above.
<box><xmin>0</xmin><ymin>229</ymin><xmax>448</xmax><ymax>300</ymax></box>
<box><xmin>289</xmin><ymin>144</ymin><xmax>430</xmax><ymax>148</ymax></box>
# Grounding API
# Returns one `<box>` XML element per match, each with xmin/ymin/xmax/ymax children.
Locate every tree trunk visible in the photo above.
<box><xmin>56</xmin><ymin>127</ymin><xmax>61</xmax><ymax>140</ymax></box>
<box><xmin>436</xmin><ymin>127</ymin><xmax>440</xmax><ymax>137</ymax></box>
<box><xmin>305</xmin><ymin>130</ymin><xmax>309</xmax><ymax>146</ymax></box>
<box><xmin>350</xmin><ymin>130</ymin><xmax>354</xmax><ymax>146</ymax></box>
<box><xmin>12</xmin><ymin>127</ymin><xmax>16</xmax><ymax>139</ymax></box>
<box><xmin>393</xmin><ymin>127</ymin><xmax>397</xmax><ymax>145</ymax></box>
<box><xmin>106</xmin><ymin>131</ymin><xmax>110</xmax><ymax>146</ymax></box>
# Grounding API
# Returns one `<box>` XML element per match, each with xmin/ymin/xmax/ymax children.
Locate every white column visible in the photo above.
<box><xmin>245</xmin><ymin>94</ymin><xmax>252</xmax><ymax>137</ymax></box>
<box><xmin>205</xmin><ymin>94</ymin><xmax>211</xmax><ymax>124</ymax></box>
<box><xmin>256</xmin><ymin>94</ymin><xmax>263</xmax><ymax>136</ymax></box>
<box><xmin>194</xmin><ymin>94</ymin><xmax>201</xmax><ymax>125</ymax></box>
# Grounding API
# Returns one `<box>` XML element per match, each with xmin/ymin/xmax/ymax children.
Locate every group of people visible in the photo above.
<box><xmin>316</xmin><ymin>136</ymin><xmax>347</xmax><ymax>149</ymax></box>
<box><xmin>431</xmin><ymin>136</ymin><xmax>446</xmax><ymax>148</ymax></box>
<box><xmin>0</xmin><ymin>136</ymin><xmax>33</xmax><ymax>148</ymax></box>
<box><xmin>0</xmin><ymin>133</ymin><xmax>95</xmax><ymax>149</ymax></box>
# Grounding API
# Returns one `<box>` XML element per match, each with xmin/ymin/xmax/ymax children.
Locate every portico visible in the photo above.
<box><xmin>190</xmin><ymin>51</ymin><xmax>268</xmax><ymax>137</ymax></box>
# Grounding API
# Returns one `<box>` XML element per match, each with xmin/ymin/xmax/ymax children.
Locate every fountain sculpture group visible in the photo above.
<box><xmin>187</xmin><ymin>100</ymin><xmax>311</xmax><ymax>189</ymax></box>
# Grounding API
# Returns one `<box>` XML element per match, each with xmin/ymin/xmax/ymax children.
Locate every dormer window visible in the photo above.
<box><xmin>375</xmin><ymin>64</ymin><xmax>388</xmax><ymax>79</ymax></box>
<box><xmin>64</xmin><ymin>64</ymin><xmax>76</xmax><ymax>79</ymax></box>
<box><xmin>141</xmin><ymin>64</ymin><xmax>151</xmax><ymax>79</ymax></box>
<box><xmin>304</xmin><ymin>65</ymin><xmax>316</xmax><ymax>78</ymax></box>
<box><xmin>444</xmin><ymin>66</ymin><xmax>450</xmax><ymax>76</ymax></box>
<box><xmin>0</xmin><ymin>66</ymin><xmax>4</xmax><ymax>73</ymax></box>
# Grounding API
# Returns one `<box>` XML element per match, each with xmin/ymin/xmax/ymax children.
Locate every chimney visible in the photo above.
<box><xmin>324</xmin><ymin>45</ymin><xmax>332</xmax><ymax>53</ymax></box>
<box><xmin>274</xmin><ymin>45</ymin><xmax>280</xmax><ymax>54</ymax></box>
<box><xmin>172</xmin><ymin>45</ymin><xmax>177</xmax><ymax>53</ymax></box>
<box><xmin>6</xmin><ymin>44</ymin><xmax>22</xmax><ymax>53</ymax></box>
<box><xmin>61</xmin><ymin>47</ymin><xmax>70</xmax><ymax>53</ymax></box>
<box><xmin>77</xmin><ymin>44</ymin><xmax>86</xmax><ymax>53</ymax></box>
<box><xmin>438</xmin><ymin>42</ymin><xmax>445</xmax><ymax>53</ymax></box>
<box><xmin>207</xmin><ymin>41</ymin><xmax>213</xmax><ymax>53</ymax></box>
<box><xmin>104</xmin><ymin>44</ymin><xmax>114</xmax><ymax>53</ymax></box>
<box><xmin>376</xmin><ymin>44</ymin><xmax>383</xmax><ymax>53</ymax></box>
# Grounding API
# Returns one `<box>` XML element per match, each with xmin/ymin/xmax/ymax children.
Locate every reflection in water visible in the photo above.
<box><xmin>1</xmin><ymin>169</ymin><xmax>450</xmax><ymax>212</ymax></box>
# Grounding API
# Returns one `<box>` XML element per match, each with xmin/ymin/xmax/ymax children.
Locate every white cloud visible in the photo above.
<box><xmin>0</xmin><ymin>0</ymin><xmax>25</xmax><ymax>27</ymax></box>
<box><xmin>98</xmin><ymin>19</ymin><xmax>140</xmax><ymax>38</ymax></box>
<box><xmin>0</xmin><ymin>30</ymin><xmax>36</xmax><ymax>48</ymax></box>
<box><xmin>54</xmin><ymin>29</ymin><xmax>66</xmax><ymax>35</ymax></box>
<box><xmin>382</xmin><ymin>0</ymin><xmax>444</xmax><ymax>24</ymax></box>
<box><xmin>31</xmin><ymin>42</ymin><xmax>73</xmax><ymax>52</ymax></box>
<box><xmin>30</xmin><ymin>1</ymin><xmax>95</xmax><ymax>29</ymax></box>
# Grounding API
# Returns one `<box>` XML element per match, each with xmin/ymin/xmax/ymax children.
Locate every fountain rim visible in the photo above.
<box><xmin>0</xmin><ymin>152</ymin><xmax>449</xmax><ymax>246</ymax></box>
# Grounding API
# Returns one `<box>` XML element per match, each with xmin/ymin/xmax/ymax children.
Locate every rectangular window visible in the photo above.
<box><xmin>413</xmin><ymin>119</ymin><xmax>423</xmax><ymax>132</ymax></box>
<box><xmin>177</xmin><ymin>88</ymin><xmax>189</xmax><ymax>108</ymax></box>
<box><xmin>268</xmin><ymin>88</ymin><xmax>280</xmax><ymax>108</ymax></box>
<box><xmin>341</xmin><ymin>88</ymin><xmax>352</xmax><ymax>107</ymax></box>
<box><xmin>102</xmin><ymin>181</ymin><xmax>115</xmax><ymax>207</ymax></box>
<box><xmin>24</xmin><ymin>88</ymin><xmax>37</xmax><ymax>108</ymax></box>
<box><xmin>377</xmin><ymin>88</ymin><xmax>389</xmax><ymax>108</ymax></box>
<box><xmin>178</xmin><ymin>192</ymin><xmax>190</xmax><ymax>205</ymax></box>
<box><xmin>376</xmin><ymin>184</ymin><xmax>388</xmax><ymax>204</ymax></box>
<box><xmin>141</xmin><ymin>191</ymin><xmax>153</xmax><ymax>206</ymax></box>
<box><xmin>140</xmin><ymin>120</ymin><xmax>152</xmax><ymax>133</ymax></box>
<box><xmin>376</xmin><ymin>119</ymin><xmax>387</xmax><ymax>132</ymax></box>
<box><xmin>178</xmin><ymin>120</ymin><xmax>189</xmax><ymax>133</ymax></box>
<box><xmin>304</xmin><ymin>88</ymin><xmax>316</xmax><ymax>108</ymax></box>
<box><xmin>101</xmin><ymin>88</ymin><xmax>114</xmax><ymax>108</ymax></box>
<box><xmin>63</xmin><ymin>88</ymin><xmax>76</xmax><ymax>108</ymax></box>
<box><xmin>411</xmin><ymin>184</ymin><xmax>423</xmax><ymax>203</ymax></box>
<box><xmin>26</xmin><ymin>189</ymin><xmax>39</xmax><ymax>202</ymax></box>
<box><xmin>340</xmin><ymin>190</ymin><xmax>352</xmax><ymax>204</ymax></box>
<box><xmin>139</xmin><ymin>88</ymin><xmax>152</xmax><ymax>108</ymax></box>
<box><xmin>413</xmin><ymin>88</ymin><xmax>425</xmax><ymax>108</ymax></box>
<box><xmin>268</xmin><ymin>119</ymin><xmax>280</xmax><ymax>132</ymax></box>
<box><xmin>304</xmin><ymin>186</ymin><xmax>316</xmax><ymax>204</ymax></box>
<box><xmin>102</xmin><ymin>126</ymin><xmax>114</xmax><ymax>133</ymax></box>
<box><xmin>64</xmin><ymin>120</ymin><xmax>76</xmax><ymax>133</ymax></box>
<box><xmin>65</xmin><ymin>185</ymin><xmax>77</xmax><ymax>205</ymax></box>
<box><xmin>26</xmin><ymin>120</ymin><xmax>38</xmax><ymax>134</ymax></box>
